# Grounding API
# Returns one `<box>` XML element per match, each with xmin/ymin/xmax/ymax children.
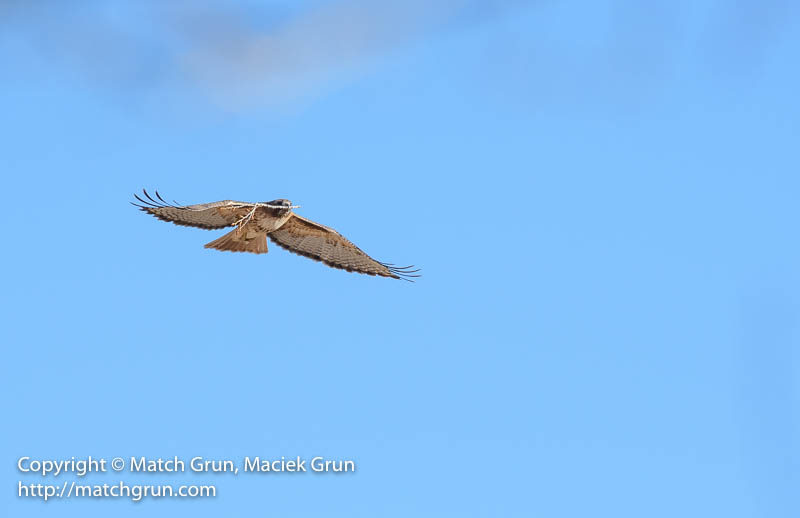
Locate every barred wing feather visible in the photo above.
<box><xmin>131</xmin><ymin>190</ymin><xmax>251</xmax><ymax>230</ymax></box>
<box><xmin>268</xmin><ymin>214</ymin><xmax>419</xmax><ymax>280</ymax></box>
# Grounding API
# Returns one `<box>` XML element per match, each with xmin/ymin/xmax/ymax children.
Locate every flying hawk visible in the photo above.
<box><xmin>132</xmin><ymin>190</ymin><xmax>419</xmax><ymax>280</ymax></box>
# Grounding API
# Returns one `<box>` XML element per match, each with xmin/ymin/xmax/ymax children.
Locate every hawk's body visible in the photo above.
<box><xmin>132</xmin><ymin>190</ymin><xmax>418</xmax><ymax>280</ymax></box>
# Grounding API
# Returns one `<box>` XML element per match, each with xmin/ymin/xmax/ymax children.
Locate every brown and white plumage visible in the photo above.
<box><xmin>132</xmin><ymin>190</ymin><xmax>419</xmax><ymax>280</ymax></box>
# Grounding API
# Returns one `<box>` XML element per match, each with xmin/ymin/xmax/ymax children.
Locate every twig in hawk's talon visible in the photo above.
<box><xmin>232</xmin><ymin>203</ymin><xmax>302</xmax><ymax>229</ymax></box>
<box><xmin>234</xmin><ymin>205</ymin><xmax>258</xmax><ymax>229</ymax></box>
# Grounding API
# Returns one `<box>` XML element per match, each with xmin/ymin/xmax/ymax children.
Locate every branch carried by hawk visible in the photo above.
<box><xmin>131</xmin><ymin>190</ymin><xmax>420</xmax><ymax>281</ymax></box>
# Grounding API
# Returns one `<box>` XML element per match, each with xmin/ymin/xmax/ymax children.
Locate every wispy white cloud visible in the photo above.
<box><xmin>1</xmin><ymin>0</ymin><xmax>530</xmax><ymax>110</ymax></box>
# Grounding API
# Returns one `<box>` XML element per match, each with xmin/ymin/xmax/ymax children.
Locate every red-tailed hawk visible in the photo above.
<box><xmin>132</xmin><ymin>190</ymin><xmax>419</xmax><ymax>280</ymax></box>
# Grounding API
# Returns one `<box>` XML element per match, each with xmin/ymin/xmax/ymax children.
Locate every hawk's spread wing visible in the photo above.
<box><xmin>268</xmin><ymin>214</ymin><xmax>419</xmax><ymax>280</ymax></box>
<box><xmin>132</xmin><ymin>190</ymin><xmax>252</xmax><ymax>230</ymax></box>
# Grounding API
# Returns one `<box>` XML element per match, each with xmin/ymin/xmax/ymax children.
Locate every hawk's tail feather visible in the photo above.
<box><xmin>204</xmin><ymin>229</ymin><xmax>268</xmax><ymax>254</ymax></box>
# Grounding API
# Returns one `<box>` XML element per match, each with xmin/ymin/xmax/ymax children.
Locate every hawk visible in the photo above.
<box><xmin>132</xmin><ymin>190</ymin><xmax>419</xmax><ymax>280</ymax></box>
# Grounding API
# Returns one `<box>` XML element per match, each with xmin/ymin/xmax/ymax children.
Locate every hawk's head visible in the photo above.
<box><xmin>263</xmin><ymin>199</ymin><xmax>295</xmax><ymax>211</ymax></box>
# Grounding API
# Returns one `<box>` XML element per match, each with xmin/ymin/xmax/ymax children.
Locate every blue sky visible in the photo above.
<box><xmin>1</xmin><ymin>1</ymin><xmax>798</xmax><ymax>516</ymax></box>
